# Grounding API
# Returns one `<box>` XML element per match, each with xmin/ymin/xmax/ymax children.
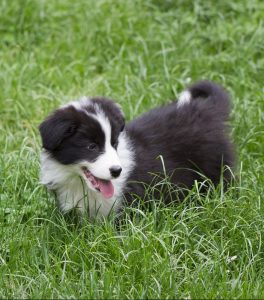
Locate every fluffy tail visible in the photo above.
<box><xmin>178</xmin><ymin>80</ymin><xmax>231</xmax><ymax>120</ymax></box>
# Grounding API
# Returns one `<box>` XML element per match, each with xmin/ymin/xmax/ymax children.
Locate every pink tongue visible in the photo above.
<box><xmin>98</xmin><ymin>179</ymin><xmax>114</xmax><ymax>199</ymax></box>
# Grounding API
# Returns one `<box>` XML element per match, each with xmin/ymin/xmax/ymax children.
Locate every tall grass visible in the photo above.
<box><xmin>1</xmin><ymin>0</ymin><xmax>264</xmax><ymax>298</ymax></box>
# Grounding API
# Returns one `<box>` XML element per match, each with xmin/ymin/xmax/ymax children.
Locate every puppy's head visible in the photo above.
<box><xmin>39</xmin><ymin>97</ymin><xmax>125</xmax><ymax>199</ymax></box>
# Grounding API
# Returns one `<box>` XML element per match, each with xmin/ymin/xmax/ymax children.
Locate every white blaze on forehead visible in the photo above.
<box><xmin>61</xmin><ymin>96</ymin><xmax>91</xmax><ymax>111</ymax></box>
<box><xmin>87</xmin><ymin>107</ymin><xmax>122</xmax><ymax>180</ymax></box>
<box><xmin>178</xmin><ymin>90</ymin><xmax>191</xmax><ymax>107</ymax></box>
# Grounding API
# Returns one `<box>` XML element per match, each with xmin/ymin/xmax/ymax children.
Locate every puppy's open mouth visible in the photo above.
<box><xmin>82</xmin><ymin>167</ymin><xmax>114</xmax><ymax>199</ymax></box>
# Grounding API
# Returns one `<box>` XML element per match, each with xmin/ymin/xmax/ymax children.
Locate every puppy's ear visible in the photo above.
<box><xmin>39</xmin><ymin>111</ymin><xmax>77</xmax><ymax>150</ymax></box>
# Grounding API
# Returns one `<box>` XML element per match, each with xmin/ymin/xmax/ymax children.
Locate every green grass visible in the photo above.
<box><xmin>1</xmin><ymin>0</ymin><xmax>264</xmax><ymax>298</ymax></box>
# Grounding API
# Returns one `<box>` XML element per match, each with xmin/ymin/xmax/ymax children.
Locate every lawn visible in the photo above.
<box><xmin>1</xmin><ymin>0</ymin><xmax>264</xmax><ymax>298</ymax></box>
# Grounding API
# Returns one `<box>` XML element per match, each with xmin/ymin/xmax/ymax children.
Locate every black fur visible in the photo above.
<box><xmin>124</xmin><ymin>81</ymin><xmax>235</xmax><ymax>203</ymax></box>
<box><xmin>90</xmin><ymin>98</ymin><xmax>125</xmax><ymax>147</ymax></box>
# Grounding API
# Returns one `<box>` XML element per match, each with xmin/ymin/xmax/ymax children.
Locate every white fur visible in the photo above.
<box><xmin>40</xmin><ymin>101</ymin><xmax>135</xmax><ymax>218</ymax></box>
<box><xmin>63</xmin><ymin>96</ymin><xmax>91</xmax><ymax>111</ymax></box>
<box><xmin>178</xmin><ymin>90</ymin><xmax>191</xmax><ymax>107</ymax></box>
<box><xmin>88</xmin><ymin>107</ymin><xmax>122</xmax><ymax>180</ymax></box>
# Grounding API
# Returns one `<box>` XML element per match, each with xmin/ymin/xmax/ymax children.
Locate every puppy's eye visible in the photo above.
<box><xmin>87</xmin><ymin>143</ymin><xmax>98</xmax><ymax>151</ymax></box>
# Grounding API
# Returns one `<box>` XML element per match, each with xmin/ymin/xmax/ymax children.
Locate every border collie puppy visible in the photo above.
<box><xmin>39</xmin><ymin>81</ymin><xmax>234</xmax><ymax>218</ymax></box>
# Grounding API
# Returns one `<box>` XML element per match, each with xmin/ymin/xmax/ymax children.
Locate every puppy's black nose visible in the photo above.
<box><xmin>110</xmin><ymin>166</ymin><xmax>122</xmax><ymax>178</ymax></box>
